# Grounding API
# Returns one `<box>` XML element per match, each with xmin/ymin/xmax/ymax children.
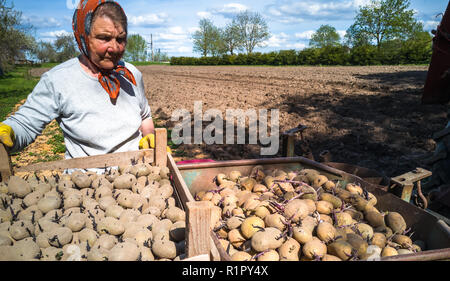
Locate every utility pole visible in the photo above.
<box><xmin>151</xmin><ymin>34</ymin><xmax>154</xmax><ymax>62</ymax></box>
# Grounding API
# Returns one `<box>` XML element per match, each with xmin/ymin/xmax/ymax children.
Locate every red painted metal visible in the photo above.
<box><xmin>177</xmin><ymin>159</ymin><xmax>215</xmax><ymax>165</ymax></box>
<box><xmin>423</xmin><ymin>1</ymin><xmax>450</xmax><ymax>104</ymax></box>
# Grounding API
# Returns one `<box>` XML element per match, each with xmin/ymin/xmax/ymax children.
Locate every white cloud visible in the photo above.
<box><xmin>266</xmin><ymin>0</ymin><xmax>369</xmax><ymax>24</ymax></box>
<box><xmin>423</xmin><ymin>20</ymin><xmax>440</xmax><ymax>30</ymax></box>
<box><xmin>353</xmin><ymin>0</ymin><xmax>372</xmax><ymax>8</ymax></box>
<box><xmin>151</xmin><ymin>26</ymin><xmax>190</xmax><ymax>42</ymax></box>
<box><xmin>337</xmin><ymin>30</ymin><xmax>347</xmax><ymax>38</ymax></box>
<box><xmin>286</xmin><ymin>43</ymin><xmax>307</xmax><ymax>49</ymax></box>
<box><xmin>157</xmin><ymin>32</ymin><xmax>188</xmax><ymax>41</ymax></box>
<box><xmin>211</xmin><ymin>3</ymin><xmax>249</xmax><ymax>18</ymax></box>
<box><xmin>144</xmin><ymin>26</ymin><xmax>195</xmax><ymax>55</ymax></box>
<box><xmin>154</xmin><ymin>40</ymin><xmax>192</xmax><ymax>55</ymax></box>
<box><xmin>168</xmin><ymin>26</ymin><xmax>185</xmax><ymax>35</ymax></box>
<box><xmin>22</xmin><ymin>15</ymin><xmax>63</xmax><ymax>29</ymax></box>
<box><xmin>177</xmin><ymin>46</ymin><xmax>192</xmax><ymax>53</ymax></box>
<box><xmin>188</xmin><ymin>27</ymin><xmax>200</xmax><ymax>34</ymax></box>
<box><xmin>40</xmin><ymin>30</ymin><xmax>71</xmax><ymax>38</ymax></box>
<box><xmin>295</xmin><ymin>30</ymin><xmax>315</xmax><ymax>40</ymax></box>
<box><xmin>264</xmin><ymin>32</ymin><xmax>290</xmax><ymax>47</ymax></box>
<box><xmin>197</xmin><ymin>11</ymin><xmax>212</xmax><ymax>18</ymax></box>
<box><xmin>128</xmin><ymin>13</ymin><xmax>170</xmax><ymax>27</ymax></box>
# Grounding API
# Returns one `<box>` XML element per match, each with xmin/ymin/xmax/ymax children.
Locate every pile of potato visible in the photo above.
<box><xmin>196</xmin><ymin>166</ymin><xmax>425</xmax><ymax>261</ymax></box>
<box><xmin>0</xmin><ymin>163</ymin><xmax>187</xmax><ymax>261</ymax></box>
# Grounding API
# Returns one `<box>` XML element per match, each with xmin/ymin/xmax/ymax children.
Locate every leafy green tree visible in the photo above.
<box><xmin>351</xmin><ymin>0</ymin><xmax>419</xmax><ymax>49</ymax></box>
<box><xmin>124</xmin><ymin>34</ymin><xmax>148</xmax><ymax>62</ymax></box>
<box><xmin>222</xmin><ymin>22</ymin><xmax>244</xmax><ymax>55</ymax></box>
<box><xmin>310</xmin><ymin>25</ymin><xmax>341</xmax><ymax>48</ymax></box>
<box><xmin>278</xmin><ymin>50</ymin><xmax>297</xmax><ymax>65</ymax></box>
<box><xmin>298</xmin><ymin>48</ymin><xmax>321</xmax><ymax>65</ymax></box>
<box><xmin>344</xmin><ymin>24</ymin><xmax>371</xmax><ymax>48</ymax></box>
<box><xmin>399</xmin><ymin>27</ymin><xmax>433</xmax><ymax>64</ymax></box>
<box><xmin>192</xmin><ymin>19</ymin><xmax>223</xmax><ymax>57</ymax></box>
<box><xmin>319</xmin><ymin>46</ymin><xmax>350</xmax><ymax>65</ymax></box>
<box><xmin>35</xmin><ymin>41</ymin><xmax>57</xmax><ymax>63</ymax></box>
<box><xmin>0</xmin><ymin>0</ymin><xmax>35</xmax><ymax>75</ymax></box>
<box><xmin>54</xmin><ymin>34</ymin><xmax>79</xmax><ymax>62</ymax></box>
<box><xmin>350</xmin><ymin>44</ymin><xmax>380</xmax><ymax>65</ymax></box>
<box><xmin>233</xmin><ymin>11</ymin><xmax>270</xmax><ymax>54</ymax></box>
<box><xmin>154</xmin><ymin>50</ymin><xmax>169</xmax><ymax>62</ymax></box>
<box><xmin>211</xmin><ymin>28</ymin><xmax>228</xmax><ymax>57</ymax></box>
<box><xmin>378</xmin><ymin>39</ymin><xmax>403</xmax><ymax>64</ymax></box>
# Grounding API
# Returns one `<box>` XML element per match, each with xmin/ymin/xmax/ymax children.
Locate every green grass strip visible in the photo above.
<box><xmin>0</xmin><ymin>66</ymin><xmax>39</xmax><ymax>121</ymax></box>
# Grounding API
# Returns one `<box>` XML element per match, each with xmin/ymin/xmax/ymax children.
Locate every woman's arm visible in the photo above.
<box><xmin>140</xmin><ymin>117</ymin><xmax>155</xmax><ymax>137</ymax></box>
<box><xmin>3</xmin><ymin>73</ymin><xmax>59</xmax><ymax>153</ymax></box>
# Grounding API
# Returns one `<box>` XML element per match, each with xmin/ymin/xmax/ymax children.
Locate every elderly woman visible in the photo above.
<box><xmin>0</xmin><ymin>0</ymin><xmax>162</xmax><ymax>162</ymax></box>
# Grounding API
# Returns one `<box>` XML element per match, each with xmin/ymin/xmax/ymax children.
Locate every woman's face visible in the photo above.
<box><xmin>88</xmin><ymin>16</ymin><xmax>127</xmax><ymax>70</ymax></box>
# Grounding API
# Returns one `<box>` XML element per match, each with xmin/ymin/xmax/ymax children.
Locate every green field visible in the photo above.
<box><xmin>0</xmin><ymin>66</ymin><xmax>39</xmax><ymax>121</ymax></box>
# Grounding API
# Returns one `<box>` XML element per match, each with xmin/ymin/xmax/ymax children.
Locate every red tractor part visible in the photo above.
<box><xmin>423</xmin><ymin>1</ymin><xmax>450</xmax><ymax>105</ymax></box>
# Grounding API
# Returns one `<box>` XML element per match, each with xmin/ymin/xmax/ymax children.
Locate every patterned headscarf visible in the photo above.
<box><xmin>72</xmin><ymin>0</ymin><xmax>136</xmax><ymax>100</ymax></box>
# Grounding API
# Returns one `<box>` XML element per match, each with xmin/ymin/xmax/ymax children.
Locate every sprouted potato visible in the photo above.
<box><xmin>196</xmin><ymin>166</ymin><xmax>421</xmax><ymax>261</ymax></box>
<box><xmin>0</xmin><ymin>163</ymin><xmax>186</xmax><ymax>261</ymax></box>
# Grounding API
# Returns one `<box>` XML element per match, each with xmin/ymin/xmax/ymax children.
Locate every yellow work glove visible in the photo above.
<box><xmin>139</xmin><ymin>133</ymin><xmax>172</xmax><ymax>154</ymax></box>
<box><xmin>0</xmin><ymin>122</ymin><xmax>15</xmax><ymax>148</ymax></box>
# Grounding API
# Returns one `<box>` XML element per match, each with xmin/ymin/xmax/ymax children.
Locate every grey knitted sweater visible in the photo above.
<box><xmin>4</xmin><ymin>57</ymin><xmax>152</xmax><ymax>160</ymax></box>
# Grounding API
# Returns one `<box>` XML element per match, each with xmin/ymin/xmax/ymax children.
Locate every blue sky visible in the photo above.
<box><xmin>11</xmin><ymin>0</ymin><xmax>449</xmax><ymax>57</ymax></box>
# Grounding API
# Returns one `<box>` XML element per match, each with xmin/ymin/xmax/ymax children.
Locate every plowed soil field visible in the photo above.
<box><xmin>29</xmin><ymin>64</ymin><xmax>448</xmax><ymax>179</ymax></box>
<box><xmin>140</xmin><ymin>65</ymin><xmax>448</xmax><ymax>178</ymax></box>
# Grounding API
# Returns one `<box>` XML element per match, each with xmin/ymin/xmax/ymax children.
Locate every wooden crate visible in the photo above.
<box><xmin>0</xmin><ymin>128</ymin><xmax>219</xmax><ymax>261</ymax></box>
<box><xmin>175</xmin><ymin>157</ymin><xmax>450</xmax><ymax>261</ymax></box>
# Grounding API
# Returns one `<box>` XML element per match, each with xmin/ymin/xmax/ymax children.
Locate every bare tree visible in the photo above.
<box><xmin>222</xmin><ymin>22</ymin><xmax>243</xmax><ymax>55</ymax></box>
<box><xmin>192</xmin><ymin>18</ymin><xmax>223</xmax><ymax>57</ymax></box>
<box><xmin>233</xmin><ymin>11</ymin><xmax>270</xmax><ymax>54</ymax></box>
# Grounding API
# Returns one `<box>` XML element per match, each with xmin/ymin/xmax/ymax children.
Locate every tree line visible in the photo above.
<box><xmin>33</xmin><ymin>33</ymin><xmax>168</xmax><ymax>64</ymax></box>
<box><xmin>173</xmin><ymin>0</ymin><xmax>434</xmax><ymax>66</ymax></box>
<box><xmin>0</xmin><ymin>0</ymin><xmax>437</xmax><ymax>75</ymax></box>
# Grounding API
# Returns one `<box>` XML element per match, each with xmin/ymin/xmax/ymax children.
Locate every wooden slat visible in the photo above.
<box><xmin>209</xmin><ymin>234</ymin><xmax>222</xmax><ymax>261</ymax></box>
<box><xmin>0</xmin><ymin>144</ymin><xmax>12</xmax><ymax>181</ymax></box>
<box><xmin>210</xmin><ymin>231</ymin><xmax>232</xmax><ymax>261</ymax></box>
<box><xmin>186</xmin><ymin>201</ymin><xmax>211</xmax><ymax>258</ymax></box>
<box><xmin>168</xmin><ymin>153</ymin><xmax>222</xmax><ymax>260</ymax></box>
<box><xmin>155</xmin><ymin>128</ymin><xmax>167</xmax><ymax>167</ymax></box>
<box><xmin>285</xmin><ymin>135</ymin><xmax>295</xmax><ymax>157</ymax></box>
<box><xmin>167</xmin><ymin>153</ymin><xmax>195</xmax><ymax>210</ymax></box>
<box><xmin>15</xmin><ymin>149</ymin><xmax>154</xmax><ymax>172</ymax></box>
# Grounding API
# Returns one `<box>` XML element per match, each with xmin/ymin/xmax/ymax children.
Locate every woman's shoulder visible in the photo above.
<box><xmin>40</xmin><ymin>58</ymin><xmax>81</xmax><ymax>80</ymax></box>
